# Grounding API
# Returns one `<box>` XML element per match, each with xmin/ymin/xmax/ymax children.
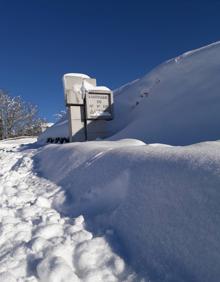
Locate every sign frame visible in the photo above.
<box><xmin>85</xmin><ymin>91</ymin><xmax>113</xmax><ymax>120</ymax></box>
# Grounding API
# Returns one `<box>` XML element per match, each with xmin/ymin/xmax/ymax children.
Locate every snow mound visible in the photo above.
<box><xmin>39</xmin><ymin>41</ymin><xmax>220</xmax><ymax>145</ymax></box>
<box><xmin>36</xmin><ymin>139</ymin><xmax>220</xmax><ymax>282</ymax></box>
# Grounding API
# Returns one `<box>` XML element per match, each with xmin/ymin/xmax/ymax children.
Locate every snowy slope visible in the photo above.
<box><xmin>39</xmin><ymin>41</ymin><xmax>220</xmax><ymax>145</ymax></box>
<box><xmin>37</xmin><ymin>139</ymin><xmax>220</xmax><ymax>282</ymax></box>
<box><xmin>110</xmin><ymin>41</ymin><xmax>220</xmax><ymax>145</ymax></box>
<box><xmin>39</xmin><ymin>115</ymin><xmax>69</xmax><ymax>141</ymax></box>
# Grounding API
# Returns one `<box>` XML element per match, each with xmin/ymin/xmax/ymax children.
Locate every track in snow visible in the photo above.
<box><xmin>0</xmin><ymin>138</ymin><xmax>138</xmax><ymax>282</ymax></box>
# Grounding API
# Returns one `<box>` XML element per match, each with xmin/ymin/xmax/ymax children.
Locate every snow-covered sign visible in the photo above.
<box><xmin>63</xmin><ymin>73</ymin><xmax>96</xmax><ymax>105</ymax></box>
<box><xmin>85</xmin><ymin>92</ymin><xmax>113</xmax><ymax>120</ymax></box>
<box><xmin>62</xmin><ymin>73</ymin><xmax>114</xmax><ymax>141</ymax></box>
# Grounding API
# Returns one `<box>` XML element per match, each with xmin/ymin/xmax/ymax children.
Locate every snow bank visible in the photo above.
<box><xmin>39</xmin><ymin>41</ymin><xmax>220</xmax><ymax>145</ymax></box>
<box><xmin>38</xmin><ymin>115</ymin><xmax>69</xmax><ymax>142</ymax></box>
<box><xmin>36</xmin><ymin>139</ymin><xmax>220</xmax><ymax>281</ymax></box>
<box><xmin>0</xmin><ymin>139</ymin><xmax>138</xmax><ymax>282</ymax></box>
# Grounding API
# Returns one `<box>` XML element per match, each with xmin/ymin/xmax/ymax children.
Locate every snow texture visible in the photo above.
<box><xmin>63</xmin><ymin>73</ymin><xmax>90</xmax><ymax>79</ymax></box>
<box><xmin>109</xmin><ymin>41</ymin><xmax>220</xmax><ymax>144</ymax></box>
<box><xmin>36</xmin><ymin>138</ymin><xmax>220</xmax><ymax>282</ymax></box>
<box><xmin>0</xmin><ymin>138</ymin><xmax>139</xmax><ymax>282</ymax></box>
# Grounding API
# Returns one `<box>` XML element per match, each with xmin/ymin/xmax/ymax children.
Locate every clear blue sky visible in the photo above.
<box><xmin>0</xmin><ymin>0</ymin><xmax>220</xmax><ymax>121</ymax></box>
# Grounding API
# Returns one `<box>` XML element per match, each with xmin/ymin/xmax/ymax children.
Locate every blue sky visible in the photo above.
<box><xmin>0</xmin><ymin>0</ymin><xmax>220</xmax><ymax>121</ymax></box>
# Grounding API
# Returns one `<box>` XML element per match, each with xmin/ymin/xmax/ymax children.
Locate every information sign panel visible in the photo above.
<box><xmin>86</xmin><ymin>92</ymin><xmax>113</xmax><ymax>120</ymax></box>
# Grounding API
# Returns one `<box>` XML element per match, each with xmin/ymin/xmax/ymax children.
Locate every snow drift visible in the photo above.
<box><xmin>39</xmin><ymin>41</ymin><xmax>220</xmax><ymax>145</ymax></box>
<box><xmin>36</xmin><ymin>139</ymin><xmax>220</xmax><ymax>282</ymax></box>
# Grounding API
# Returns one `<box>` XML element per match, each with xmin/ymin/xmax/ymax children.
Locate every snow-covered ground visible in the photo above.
<box><xmin>1</xmin><ymin>137</ymin><xmax>220</xmax><ymax>281</ymax></box>
<box><xmin>36</xmin><ymin>139</ymin><xmax>220</xmax><ymax>282</ymax></box>
<box><xmin>0</xmin><ymin>138</ymin><xmax>139</xmax><ymax>282</ymax></box>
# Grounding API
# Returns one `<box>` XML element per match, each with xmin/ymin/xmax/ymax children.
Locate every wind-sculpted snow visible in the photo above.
<box><xmin>37</xmin><ymin>139</ymin><xmax>220</xmax><ymax>282</ymax></box>
<box><xmin>0</xmin><ymin>139</ymin><xmax>138</xmax><ymax>282</ymax></box>
<box><xmin>39</xmin><ymin>41</ymin><xmax>220</xmax><ymax>145</ymax></box>
<box><xmin>109</xmin><ymin>41</ymin><xmax>220</xmax><ymax>144</ymax></box>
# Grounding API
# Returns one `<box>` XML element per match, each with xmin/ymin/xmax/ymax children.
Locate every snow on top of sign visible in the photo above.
<box><xmin>89</xmin><ymin>86</ymin><xmax>111</xmax><ymax>92</ymax></box>
<box><xmin>63</xmin><ymin>73</ymin><xmax>90</xmax><ymax>79</ymax></box>
<box><xmin>82</xmin><ymin>80</ymin><xmax>110</xmax><ymax>92</ymax></box>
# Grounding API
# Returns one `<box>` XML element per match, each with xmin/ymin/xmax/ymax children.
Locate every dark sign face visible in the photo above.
<box><xmin>86</xmin><ymin>92</ymin><xmax>113</xmax><ymax>120</ymax></box>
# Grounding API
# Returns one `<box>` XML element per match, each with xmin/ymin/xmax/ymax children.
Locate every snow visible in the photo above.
<box><xmin>39</xmin><ymin>41</ymin><xmax>220</xmax><ymax>145</ymax></box>
<box><xmin>39</xmin><ymin>115</ymin><xmax>69</xmax><ymax>141</ymax></box>
<box><xmin>63</xmin><ymin>73</ymin><xmax>90</xmax><ymax>79</ymax></box>
<box><xmin>36</xmin><ymin>139</ymin><xmax>220</xmax><ymax>282</ymax></box>
<box><xmin>0</xmin><ymin>138</ymin><xmax>139</xmax><ymax>282</ymax></box>
<box><xmin>109</xmin><ymin>41</ymin><xmax>220</xmax><ymax>145</ymax></box>
<box><xmin>82</xmin><ymin>80</ymin><xmax>110</xmax><ymax>92</ymax></box>
<box><xmin>2</xmin><ymin>131</ymin><xmax>220</xmax><ymax>281</ymax></box>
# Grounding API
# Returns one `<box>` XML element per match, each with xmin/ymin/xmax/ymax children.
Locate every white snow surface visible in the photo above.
<box><xmin>39</xmin><ymin>41</ymin><xmax>220</xmax><ymax>145</ymax></box>
<box><xmin>82</xmin><ymin>80</ymin><xmax>110</xmax><ymax>92</ymax></box>
<box><xmin>2</xmin><ymin>134</ymin><xmax>220</xmax><ymax>281</ymax></box>
<box><xmin>63</xmin><ymin>73</ymin><xmax>90</xmax><ymax>79</ymax></box>
<box><xmin>0</xmin><ymin>138</ymin><xmax>139</xmax><ymax>282</ymax></box>
<box><xmin>36</xmin><ymin>138</ymin><xmax>220</xmax><ymax>282</ymax></box>
<box><xmin>109</xmin><ymin>41</ymin><xmax>220</xmax><ymax>144</ymax></box>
